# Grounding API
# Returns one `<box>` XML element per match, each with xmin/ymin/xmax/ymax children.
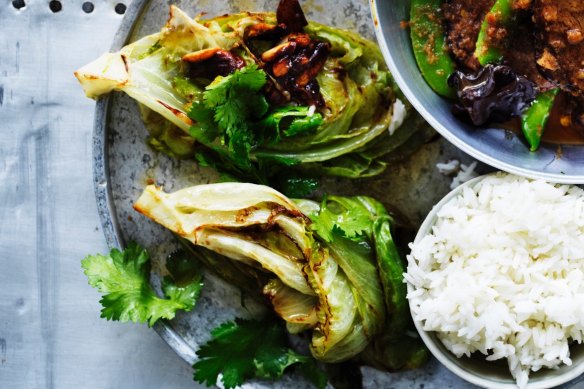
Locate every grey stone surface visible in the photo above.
<box><xmin>0</xmin><ymin>0</ymin><xmax>488</xmax><ymax>388</ymax></box>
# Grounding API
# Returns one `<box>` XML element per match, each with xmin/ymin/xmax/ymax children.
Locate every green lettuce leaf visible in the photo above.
<box><xmin>258</xmin><ymin>106</ymin><xmax>324</xmax><ymax>144</ymax></box>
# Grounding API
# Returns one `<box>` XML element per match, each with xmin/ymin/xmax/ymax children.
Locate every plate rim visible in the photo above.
<box><xmin>92</xmin><ymin>0</ymin><xmax>197</xmax><ymax>366</ymax></box>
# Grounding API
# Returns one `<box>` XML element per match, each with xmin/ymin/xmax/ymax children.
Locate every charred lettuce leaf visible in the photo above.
<box><xmin>133</xmin><ymin>183</ymin><xmax>427</xmax><ymax>364</ymax></box>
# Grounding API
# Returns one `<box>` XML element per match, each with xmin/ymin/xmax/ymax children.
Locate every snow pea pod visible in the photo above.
<box><xmin>474</xmin><ymin>0</ymin><xmax>513</xmax><ymax>66</ymax></box>
<box><xmin>521</xmin><ymin>88</ymin><xmax>559</xmax><ymax>152</ymax></box>
<box><xmin>410</xmin><ymin>0</ymin><xmax>456</xmax><ymax>98</ymax></box>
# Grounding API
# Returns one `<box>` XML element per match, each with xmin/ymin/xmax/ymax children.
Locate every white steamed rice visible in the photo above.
<box><xmin>435</xmin><ymin>159</ymin><xmax>479</xmax><ymax>189</ymax></box>
<box><xmin>406</xmin><ymin>173</ymin><xmax>584</xmax><ymax>388</ymax></box>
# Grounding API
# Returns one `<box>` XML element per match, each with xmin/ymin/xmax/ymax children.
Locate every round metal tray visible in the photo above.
<box><xmin>92</xmin><ymin>0</ymin><xmax>488</xmax><ymax>387</ymax></box>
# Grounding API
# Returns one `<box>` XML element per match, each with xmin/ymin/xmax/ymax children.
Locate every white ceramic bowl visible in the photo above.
<box><xmin>408</xmin><ymin>174</ymin><xmax>584</xmax><ymax>388</ymax></box>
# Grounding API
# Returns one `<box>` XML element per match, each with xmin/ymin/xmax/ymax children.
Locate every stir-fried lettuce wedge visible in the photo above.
<box><xmin>133</xmin><ymin>183</ymin><xmax>413</xmax><ymax>363</ymax></box>
<box><xmin>75</xmin><ymin>6</ymin><xmax>418</xmax><ymax>178</ymax></box>
<box><xmin>306</xmin><ymin>195</ymin><xmax>429</xmax><ymax>368</ymax></box>
<box><xmin>81</xmin><ymin>242</ymin><xmax>203</xmax><ymax>326</ymax></box>
<box><xmin>301</xmin><ymin>196</ymin><xmax>391</xmax><ymax>360</ymax></box>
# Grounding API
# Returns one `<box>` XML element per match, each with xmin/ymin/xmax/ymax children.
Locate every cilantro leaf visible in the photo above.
<box><xmin>185</xmin><ymin>65</ymin><xmax>327</xmax><ymax>183</ymax></box>
<box><xmin>81</xmin><ymin>242</ymin><xmax>203</xmax><ymax>327</ymax></box>
<box><xmin>184</xmin><ymin>65</ymin><xmax>331</xmax><ymax>188</ymax></box>
<box><xmin>193</xmin><ymin>318</ymin><xmax>324</xmax><ymax>389</ymax></box>
<box><xmin>188</xmin><ymin>101</ymin><xmax>218</xmax><ymax>144</ymax></box>
<box><xmin>189</xmin><ymin>64</ymin><xmax>269</xmax><ymax>169</ymax></box>
<box><xmin>310</xmin><ymin>196</ymin><xmax>372</xmax><ymax>243</ymax></box>
<box><xmin>203</xmin><ymin>65</ymin><xmax>267</xmax><ymax>111</ymax></box>
<box><xmin>225</xmin><ymin>121</ymin><xmax>254</xmax><ymax>169</ymax></box>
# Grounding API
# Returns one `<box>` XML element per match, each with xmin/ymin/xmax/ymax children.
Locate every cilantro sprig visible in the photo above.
<box><xmin>310</xmin><ymin>195</ymin><xmax>372</xmax><ymax>243</ymax></box>
<box><xmin>193</xmin><ymin>318</ymin><xmax>327</xmax><ymax>389</ymax></box>
<box><xmin>81</xmin><ymin>243</ymin><xmax>203</xmax><ymax>327</ymax></box>
<box><xmin>188</xmin><ymin>65</ymin><xmax>268</xmax><ymax>169</ymax></box>
<box><xmin>187</xmin><ymin>64</ymin><xmax>323</xmax><ymax>174</ymax></box>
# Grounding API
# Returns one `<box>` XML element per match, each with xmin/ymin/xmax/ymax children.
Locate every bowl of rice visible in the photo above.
<box><xmin>406</xmin><ymin>172</ymin><xmax>584</xmax><ymax>388</ymax></box>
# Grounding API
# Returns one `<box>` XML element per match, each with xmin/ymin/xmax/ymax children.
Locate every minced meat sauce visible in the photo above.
<box><xmin>442</xmin><ymin>0</ymin><xmax>584</xmax><ymax>142</ymax></box>
<box><xmin>442</xmin><ymin>0</ymin><xmax>495</xmax><ymax>71</ymax></box>
<box><xmin>534</xmin><ymin>0</ymin><xmax>584</xmax><ymax>98</ymax></box>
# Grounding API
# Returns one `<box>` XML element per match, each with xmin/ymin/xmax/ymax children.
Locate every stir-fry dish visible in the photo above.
<box><xmin>76</xmin><ymin>0</ymin><xmax>432</xmax><ymax>187</ymax></box>
<box><xmin>411</xmin><ymin>0</ymin><xmax>584</xmax><ymax>151</ymax></box>
<box><xmin>135</xmin><ymin>183</ymin><xmax>426</xmax><ymax>363</ymax></box>
<box><xmin>76</xmin><ymin>0</ymin><xmax>584</xmax><ymax>387</ymax></box>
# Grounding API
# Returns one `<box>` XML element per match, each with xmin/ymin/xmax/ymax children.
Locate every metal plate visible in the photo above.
<box><xmin>371</xmin><ymin>0</ymin><xmax>584</xmax><ymax>184</ymax></box>
<box><xmin>93</xmin><ymin>0</ymin><xmax>490</xmax><ymax>387</ymax></box>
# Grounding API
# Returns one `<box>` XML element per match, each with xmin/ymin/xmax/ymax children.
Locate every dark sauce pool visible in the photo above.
<box><xmin>501</xmin><ymin>92</ymin><xmax>584</xmax><ymax>147</ymax></box>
